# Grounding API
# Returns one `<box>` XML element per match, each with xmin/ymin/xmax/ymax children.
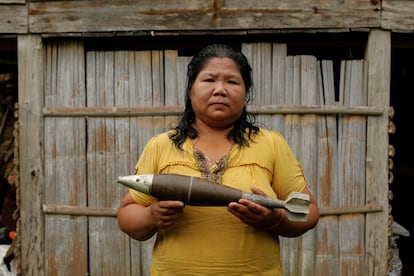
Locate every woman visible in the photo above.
<box><xmin>117</xmin><ymin>44</ymin><xmax>319</xmax><ymax>275</ymax></box>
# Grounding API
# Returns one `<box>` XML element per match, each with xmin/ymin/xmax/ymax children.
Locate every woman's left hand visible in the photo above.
<box><xmin>227</xmin><ymin>186</ymin><xmax>284</xmax><ymax>230</ymax></box>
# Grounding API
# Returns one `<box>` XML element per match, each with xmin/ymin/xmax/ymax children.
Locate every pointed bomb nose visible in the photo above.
<box><xmin>117</xmin><ymin>175</ymin><xmax>134</xmax><ymax>185</ymax></box>
<box><xmin>117</xmin><ymin>174</ymin><xmax>154</xmax><ymax>194</ymax></box>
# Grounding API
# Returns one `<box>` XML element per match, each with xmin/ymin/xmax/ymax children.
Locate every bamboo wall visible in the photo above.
<box><xmin>16</xmin><ymin>30</ymin><xmax>390</xmax><ymax>275</ymax></box>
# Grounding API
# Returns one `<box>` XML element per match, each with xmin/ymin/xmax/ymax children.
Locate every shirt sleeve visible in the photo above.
<box><xmin>271</xmin><ymin>131</ymin><xmax>307</xmax><ymax>200</ymax></box>
<box><xmin>128</xmin><ymin>135</ymin><xmax>161</xmax><ymax>206</ymax></box>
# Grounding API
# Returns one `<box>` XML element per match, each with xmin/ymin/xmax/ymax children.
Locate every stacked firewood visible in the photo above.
<box><xmin>387</xmin><ymin>106</ymin><xmax>410</xmax><ymax>275</ymax></box>
<box><xmin>0</xmin><ymin>72</ymin><xmax>17</xmax><ymax>237</ymax></box>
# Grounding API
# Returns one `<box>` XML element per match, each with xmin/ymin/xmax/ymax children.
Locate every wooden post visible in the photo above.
<box><xmin>17</xmin><ymin>34</ymin><xmax>45</xmax><ymax>275</ymax></box>
<box><xmin>365</xmin><ymin>29</ymin><xmax>391</xmax><ymax>276</ymax></box>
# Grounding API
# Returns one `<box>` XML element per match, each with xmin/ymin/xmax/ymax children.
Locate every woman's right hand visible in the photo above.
<box><xmin>118</xmin><ymin>191</ymin><xmax>185</xmax><ymax>241</ymax></box>
<box><xmin>149</xmin><ymin>200</ymin><xmax>185</xmax><ymax>229</ymax></box>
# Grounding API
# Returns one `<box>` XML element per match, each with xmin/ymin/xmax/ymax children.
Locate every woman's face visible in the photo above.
<box><xmin>189</xmin><ymin>57</ymin><xmax>246</xmax><ymax>129</ymax></box>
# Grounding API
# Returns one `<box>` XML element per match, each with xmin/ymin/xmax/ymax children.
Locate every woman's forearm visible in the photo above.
<box><xmin>117</xmin><ymin>194</ymin><xmax>159</xmax><ymax>241</ymax></box>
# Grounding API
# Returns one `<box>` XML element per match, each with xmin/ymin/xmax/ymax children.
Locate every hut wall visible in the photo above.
<box><xmin>0</xmin><ymin>0</ymin><xmax>402</xmax><ymax>275</ymax></box>
<box><xmin>16</xmin><ymin>31</ymin><xmax>390</xmax><ymax>275</ymax></box>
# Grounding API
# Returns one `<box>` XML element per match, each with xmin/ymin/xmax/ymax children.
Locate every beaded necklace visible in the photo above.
<box><xmin>193</xmin><ymin>146</ymin><xmax>231</xmax><ymax>184</ymax></box>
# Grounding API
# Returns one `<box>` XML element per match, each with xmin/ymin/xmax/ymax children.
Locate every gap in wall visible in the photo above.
<box><xmin>390</xmin><ymin>34</ymin><xmax>414</xmax><ymax>276</ymax></box>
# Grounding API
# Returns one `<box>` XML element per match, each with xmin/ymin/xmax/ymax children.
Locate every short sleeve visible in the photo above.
<box><xmin>128</xmin><ymin>135</ymin><xmax>162</xmax><ymax>206</ymax></box>
<box><xmin>270</xmin><ymin>131</ymin><xmax>307</xmax><ymax>200</ymax></box>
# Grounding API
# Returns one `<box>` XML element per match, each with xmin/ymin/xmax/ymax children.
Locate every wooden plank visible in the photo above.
<box><xmin>260</xmin><ymin>43</ymin><xmax>273</xmax><ymax>129</ymax></box>
<box><xmin>0</xmin><ymin>4</ymin><xmax>27</xmax><ymax>33</ymax></box>
<box><xmin>27</xmin><ymin>0</ymin><xmax>380</xmax><ymax>33</ymax></box>
<box><xmin>43</xmin><ymin>204</ymin><xmax>117</xmax><ymax>216</ymax></box>
<box><xmin>242</xmin><ymin>42</ymin><xmax>287</xmax><ymax>136</ymax></box>
<box><xmin>42</xmin><ymin>104</ymin><xmax>384</xmax><ymax>117</ymax></box>
<box><xmin>110</xmin><ymin>51</ymin><xmax>154</xmax><ymax>275</ymax></box>
<box><xmin>259</xmin><ymin>43</ymin><xmax>272</xmax><ymax>107</ymax></box>
<box><xmin>41</xmin><ymin>202</ymin><xmax>382</xmax><ymax>217</ymax></box>
<box><xmin>176</xmin><ymin>55</ymin><xmax>192</xmax><ymax>106</ymax></box>
<box><xmin>43</xmin><ymin>39</ymin><xmax>88</xmax><ymax>275</ymax></box>
<box><xmin>280</xmin><ymin>55</ymin><xmax>302</xmax><ymax>276</ymax></box>
<box><xmin>17</xmin><ymin>34</ymin><xmax>44</xmax><ymax>275</ymax></box>
<box><xmin>242</xmin><ymin>42</ymin><xmax>273</xmax><ymax>128</ymax></box>
<box><xmin>85</xmin><ymin>50</ymin><xmax>112</xmax><ymax>276</ymax></box>
<box><xmin>151</xmin><ymin>50</ymin><xmax>166</xmax><ymax>134</ymax></box>
<box><xmin>134</xmin><ymin>51</ymin><xmax>155</xmax><ymax>146</ymax></box>
<box><xmin>164</xmin><ymin>50</ymin><xmax>180</xmax><ymax>128</ymax></box>
<box><xmin>270</xmin><ymin>43</ymin><xmax>287</xmax><ymax>133</ymax></box>
<box><xmin>382</xmin><ymin>0</ymin><xmax>414</xmax><ymax>31</ymax></box>
<box><xmin>319</xmin><ymin>60</ymin><xmax>339</xmax><ymax>208</ymax></box>
<box><xmin>164</xmin><ymin>50</ymin><xmax>178</xmax><ymax>106</ymax></box>
<box><xmin>114</xmin><ymin>50</ymin><xmax>137</xmax><ymax>275</ymax></box>
<box><xmin>298</xmin><ymin>55</ymin><xmax>319</xmax><ymax>276</ymax></box>
<box><xmin>364</xmin><ymin>29</ymin><xmax>390</xmax><ymax>276</ymax></box>
<box><xmin>112</xmin><ymin>57</ymin><xmax>155</xmax><ymax>276</ymax></box>
<box><xmin>337</xmin><ymin>59</ymin><xmax>367</xmax><ymax>274</ymax></box>
<box><xmin>133</xmin><ymin>50</ymin><xmax>158</xmax><ymax>276</ymax></box>
<box><xmin>241</xmin><ymin>44</ymin><xmax>254</xmax><ymax>97</ymax></box>
<box><xmin>319</xmin><ymin>204</ymin><xmax>382</xmax><ymax>216</ymax></box>
<box><xmin>0</xmin><ymin>0</ymin><xmax>24</xmax><ymax>3</ymax></box>
<box><xmin>139</xmin><ymin>49</ymin><xmax>168</xmax><ymax>275</ymax></box>
<box><xmin>86</xmin><ymin>50</ymin><xmax>137</xmax><ymax>275</ymax></box>
<box><xmin>315</xmin><ymin>60</ymin><xmax>340</xmax><ymax>275</ymax></box>
<box><xmin>128</xmin><ymin>50</ymin><xmax>151</xmax><ymax>276</ymax></box>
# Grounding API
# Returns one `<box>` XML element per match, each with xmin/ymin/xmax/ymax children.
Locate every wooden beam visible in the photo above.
<box><xmin>42</xmin><ymin>105</ymin><xmax>385</xmax><ymax>117</ymax></box>
<box><xmin>319</xmin><ymin>204</ymin><xmax>383</xmax><ymax>216</ymax></box>
<box><xmin>41</xmin><ymin>203</ymin><xmax>382</xmax><ymax>217</ymax></box>
<box><xmin>382</xmin><ymin>0</ymin><xmax>414</xmax><ymax>31</ymax></box>
<box><xmin>27</xmin><ymin>0</ymin><xmax>380</xmax><ymax>33</ymax></box>
<box><xmin>43</xmin><ymin>204</ymin><xmax>117</xmax><ymax>217</ymax></box>
<box><xmin>0</xmin><ymin>4</ymin><xmax>27</xmax><ymax>33</ymax></box>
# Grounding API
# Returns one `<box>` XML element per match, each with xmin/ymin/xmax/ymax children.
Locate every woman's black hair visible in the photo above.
<box><xmin>169</xmin><ymin>44</ymin><xmax>259</xmax><ymax>149</ymax></box>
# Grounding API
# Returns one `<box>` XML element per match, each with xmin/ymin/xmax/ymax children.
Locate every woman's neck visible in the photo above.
<box><xmin>192</xmin><ymin>123</ymin><xmax>234</xmax><ymax>164</ymax></box>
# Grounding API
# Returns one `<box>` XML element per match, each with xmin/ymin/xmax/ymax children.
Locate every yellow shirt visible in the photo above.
<box><xmin>130</xmin><ymin>128</ymin><xmax>307</xmax><ymax>276</ymax></box>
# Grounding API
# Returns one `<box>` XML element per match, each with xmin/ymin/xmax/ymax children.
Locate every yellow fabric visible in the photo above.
<box><xmin>130</xmin><ymin>128</ymin><xmax>307</xmax><ymax>276</ymax></box>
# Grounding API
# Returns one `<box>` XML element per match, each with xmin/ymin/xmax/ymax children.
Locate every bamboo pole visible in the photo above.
<box><xmin>43</xmin><ymin>105</ymin><xmax>384</xmax><ymax>117</ymax></box>
<box><xmin>41</xmin><ymin>203</ymin><xmax>382</xmax><ymax>217</ymax></box>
